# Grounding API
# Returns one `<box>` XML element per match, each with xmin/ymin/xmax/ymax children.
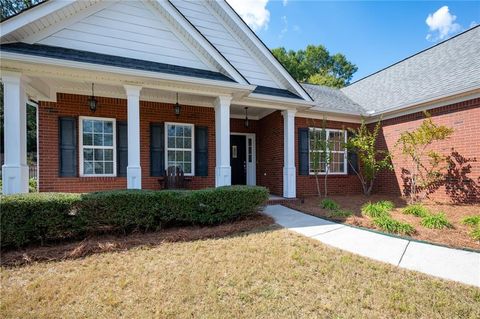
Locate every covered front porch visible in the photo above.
<box><xmin>1</xmin><ymin>64</ymin><xmax>301</xmax><ymax>198</ymax></box>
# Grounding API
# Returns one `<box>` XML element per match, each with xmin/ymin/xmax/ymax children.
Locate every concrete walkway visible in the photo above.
<box><xmin>264</xmin><ymin>205</ymin><xmax>480</xmax><ymax>287</ymax></box>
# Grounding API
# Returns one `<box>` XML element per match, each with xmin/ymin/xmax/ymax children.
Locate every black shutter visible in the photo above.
<box><xmin>117</xmin><ymin>121</ymin><xmax>128</xmax><ymax>177</ymax></box>
<box><xmin>298</xmin><ymin>128</ymin><xmax>309</xmax><ymax>176</ymax></box>
<box><xmin>150</xmin><ymin>123</ymin><xmax>165</xmax><ymax>176</ymax></box>
<box><xmin>195</xmin><ymin>126</ymin><xmax>208</xmax><ymax>176</ymax></box>
<box><xmin>59</xmin><ymin>117</ymin><xmax>77</xmax><ymax>177</ymax></box>
<box><xmin>347</xmin><ymin>132</ymin><xmax>359</xmax><ymax>175</ymax></box>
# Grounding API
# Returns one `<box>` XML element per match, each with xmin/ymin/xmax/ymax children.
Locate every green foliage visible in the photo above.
<box><xmin>396</xmin><ymin>112</ymin><xmax>454</xmax><ymax>202</ymax></box>
<box><xmin>346</xmin><ymin>119</ymin><xmax>393</xmax><ymax>195</ymax></box>
<box><xmin>0</xmin><ymin>186</ymin><xmax>269</xmax><ymax>248</ymax></box>
<box><xmin>402</xmin><ymin>204</ymin><xmax>430</xmax><ymax>217</ymax></box>
<box><xmin>361</xmin><ymin>201</ymin><xmax>394</xmax><ymax>218</ymax></box>
<box><xmin>372</xmin><ymin>216</ymin><xmax>415</xmax><ymax>235</ymax></box>
<box><xmin>327</xmin><ymin>209</ymin><xmax>353</xmax><ymax>218</ymax></box>
<box><xmin>271</xmin><ymin>45</ymin><xmax>357</xmax><ymax>88</ymax></box>
<box><xmin>470</xmin><ymin>227</ymin><xmax>480</xmax><ymax>241</ymax></box>
<box><xmin>28</xmin><ymin>178</ymin><xmax>37</xmax><ymax>193</ymax></box>
<box><xmin>320</xmin><ymin>198</ymin><xmax>339</xmax><ymax>211</ymax></box>
<box><xmin>420</xmin><ymin>213</ymin><xmax>453</xmax><ymax>229</ymax></box>
<box><xmin>461</xmin><ymin>215</ymin><xmax>480</xmax><ymax>227</ymax></box>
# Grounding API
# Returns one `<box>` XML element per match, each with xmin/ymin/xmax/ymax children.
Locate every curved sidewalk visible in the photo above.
<box><xmin>264</xmin><ymin>205</ymin><xmax>480</xmax><ymax>287</ymax></box>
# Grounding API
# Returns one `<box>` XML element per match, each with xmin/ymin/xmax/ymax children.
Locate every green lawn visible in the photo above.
<box><xmin>1</xmin><ymin>226</ymin><xmax>479</xmax><ymax>318</ymax></box>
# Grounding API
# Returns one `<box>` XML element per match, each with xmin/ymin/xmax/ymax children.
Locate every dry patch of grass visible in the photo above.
<box><xmin>2</xmin><ymin>227</ymin><xmax>479</xmax><ymax>318</ymax></box>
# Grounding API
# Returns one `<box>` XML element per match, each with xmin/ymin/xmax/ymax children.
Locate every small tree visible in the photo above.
<box><xmin>346</xmin><ymin>119</ymin><xmax>393</xmax><ymax>196</ymax></box>
<box><xmin>396</xmin><ymin>112</ymin><xmax>454</xmax><ymax>203</ymax></box>
<box><xmin>309</xmin><ymin>118</ymin><xmax>333</xmax><ymax>197</ymax></box>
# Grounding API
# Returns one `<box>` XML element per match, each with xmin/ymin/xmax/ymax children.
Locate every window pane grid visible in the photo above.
<box><xmin>308</xmin><ymin>128</ymin><xmax>346</xmax><ymax>174</ymax></box>
<box><xmin>81</xmin><ymin>118</ymin><xmax>115</xmax><ymax>176</ymax></box>
<box><xmin>166</xmin><ymin>124</ymin><xmax>194</xmax><ymax>175</ymax></box>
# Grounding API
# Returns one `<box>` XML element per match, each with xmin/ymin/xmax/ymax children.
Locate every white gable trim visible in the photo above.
<box><xmin>210</xmin><ymin>0</ymin><xmax>312</xmax><ymax>101</ymax></box>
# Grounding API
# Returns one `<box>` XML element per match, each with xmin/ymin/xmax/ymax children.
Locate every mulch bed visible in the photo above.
<box><xmin>1</xmin><ymin>213</ymin><xmax>274</xmax><ymax>267</ymax></box>
<box><xmin>286</xmin><ymin>195</ymin><xmax>480</xmax><ymax>251</ymax></box>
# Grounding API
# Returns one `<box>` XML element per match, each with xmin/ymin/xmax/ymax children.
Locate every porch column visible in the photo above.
<box><xmin>282</xmin><ymin>109</ymin><xmax>296</xmax><ymax>198</ymax></box>
<box><xmin>214</xmin><ymin>96</ymin><xmax>232</xmax><ymax>187</ymax></box>
<box><xmin>1</xmin><ymin>71</ymin><xmax>29</xmax><ymax>194</ymax></box>
<box><xmin>124</xmin><ymin>85</ymin><xmax>142</xmax><ymax>189</ymax></box>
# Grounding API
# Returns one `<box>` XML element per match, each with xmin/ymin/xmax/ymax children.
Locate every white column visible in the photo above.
<box><xmin>1</xmin><ymin>71</ymin><xmax>29</xmax><ymax>194</ymax></box>
<box><xmin>282</xmin><ymin>109</ymin><xmax>297</xmax><ymax>198</ymax></box>
<box><xmin>124</xmin><ymin>85</ymin><xmax>142</xmax><ymax>189</ymax></box>
<box><xmin>214</xmin><ymin>96</ymin><xmax>232</xmax><ymax>187</ymax></box>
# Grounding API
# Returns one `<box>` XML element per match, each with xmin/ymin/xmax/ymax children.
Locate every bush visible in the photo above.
<box><xmin>320</xmin><ymin>198</ymin><xmax>339</xmax><ymax>211</ymax></box>
<box><xmin>373</xmin><ymin>216</ymin><xmax>415</xmax><ymax>235</ymax></box>
<box><xmin>470</xmin><ymin>227</ymin><xmax>480</xmax><ymax>241</ymax></box>
<box><xmin>361</xmin><ymin>201</ymin><xmax>394</xmax><ymax>218</ymax></box>
<box><xmin>420</xmin><ymin>213</ymin><xmax>453</xmax><ymax>229</ymax></box>
<box><xmin>29</xmin><ymin>178</ymin><xmax>37</xmax><ymax>193</ymax></box>
<box><xmin>402</xmin><ymin>204</ymin><xmax>430</xmax><ymax>217</ymax></box>
<box><xmin>462</xmin><ymin>215</ymin><xmax>480</xmax><ymax>227</ymax></box>
<box><xmin>0</xmin><ymin>186</ymin><xmax>269</xmax><ymax>248</ymax></box>
<box><xmin>327</xmin><ymin>209</ymin><xmax>352</xmax><ymax>218</ymax></box>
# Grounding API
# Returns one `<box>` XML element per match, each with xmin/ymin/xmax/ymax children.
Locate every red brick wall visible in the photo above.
<box><xmin>39</xmin><ymin>93</ymin><xmax>216</xmax><ymax>192</ymax></box>
<box><xmin>295</xmin><ymin>117</ymin><xmax>362</xmax><ymax>197</ymax></box>
<box><xmin>374</xmin><ymin>98</ymin><xmax>480</xmax><ymax>203</ymax></box>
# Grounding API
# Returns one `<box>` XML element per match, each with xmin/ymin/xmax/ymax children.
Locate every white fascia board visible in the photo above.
<box><xmin>0</xmin><ymin>1</ymin><xmax>73</xmax><ymax>38</ymax></box>
<box><xmin>1</xmin><ymin>52</ymin><xmax>255</xmax><ymax>93</ymax></box>
<box><xmin>296</xmin><ymin>110</ymin><xmax>362</xmax><ymax>124</ymax></box>
<box><xmin>247</xmin><ymin>93</ymin><xmax>313</xmax><ymax>106</ymax></box>
<box><xmin>153</xmin><ymin>0</ymin><xmax>248</xmax><ymax>85</ymax></box>
<box><xmin>214</xmin><ymin>0</ymin><xmax>312</xmax><ymax>101</ymax></box>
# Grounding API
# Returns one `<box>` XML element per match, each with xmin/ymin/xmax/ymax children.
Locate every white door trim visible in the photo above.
<box><xmin>230</xmin><ymin>132</ymin><xmax>256</xmax><ymax>186</ymax></box>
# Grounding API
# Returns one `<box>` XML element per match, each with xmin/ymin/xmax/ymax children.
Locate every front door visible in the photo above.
<box><xmin>230</xmin><ymin>135</ymin><xmax>246</xmax><ymax>185</ymax></box>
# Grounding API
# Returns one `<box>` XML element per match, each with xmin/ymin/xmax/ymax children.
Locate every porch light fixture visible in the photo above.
<box><xmin>88</xmin><ymin>83</ymin><xmax>97</xmax><ymax>112</ymax></box>
<box><xmin>244</xmin><ymin>107</ymin><xmax>249</xmax><ymax>128</ymax></box>
<box><xmin>174</xmin><ymin>92</ymin><xmax>181</xmax><ymax>116</ymax></box>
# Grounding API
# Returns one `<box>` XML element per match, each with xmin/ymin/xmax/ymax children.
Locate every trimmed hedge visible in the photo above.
<box><xmin>1</xmin><ymin>186</ymin><xmax>268</xmax><ymax>248</ymax></box>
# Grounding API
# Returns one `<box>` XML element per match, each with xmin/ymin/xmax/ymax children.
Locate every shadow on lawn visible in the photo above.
<box><xmin>1</xmin><ymin>214</ymin><xmax>276</xmax><ymax>268</ymax></box>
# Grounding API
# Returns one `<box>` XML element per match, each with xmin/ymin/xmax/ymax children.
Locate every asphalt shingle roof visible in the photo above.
<box><xmin>341</xmin><ymin>26</ymin><xmax>480</xmax><ymax>114</ymax></box>
<box><xmin>301</xmin><ymin>83</ymin><xmax>365</xmax><ymax>114</ymax></box>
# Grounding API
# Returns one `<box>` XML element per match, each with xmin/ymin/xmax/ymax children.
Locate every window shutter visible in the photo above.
<box><xmin>298</xmin><ymin>128</ymin><xmax>309</xmax><ymax>176</ymax></box>
<box><xmin>59</xmin><ymin>117</ymin><xmax>77</xmax><ymax>177</ymax></box>
<box><xmin>195</xmin><ymin>126</ymin><xmax>208</xmax><ymax>176</ymax></box>
<box><xmin>347</xmin><ymin>132</ymin><xmax>359</xmax><ymax>175</ymax></box>
<box><xmin>150</xmin><ymin>123</ymin><xmax>165</xmax><ymax>176</ymax></box>
<box><xmin>117</xmin><ymin>121</ymin><xmax>128</xmax><ymax>177</ymax></box>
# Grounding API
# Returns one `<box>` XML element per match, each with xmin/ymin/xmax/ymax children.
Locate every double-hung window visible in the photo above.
<box><xmin>80</xmin><ymin>117</ymin><xmax>116</xmax><ymax>176</ymax></box>
<box><xmin>165</xmin><ymin>123</ymin><xmax>194</xmax><ymax>176</ymax></box>
<box><xmin>309</xmin><ymin>128</ymin><xmax>347</xmax><ymax>174</ymax></box>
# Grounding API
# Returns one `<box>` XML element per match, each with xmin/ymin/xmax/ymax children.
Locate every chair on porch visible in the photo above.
<box><xmin>162</xmin><ymin>166</ymin><xmax>192</xmax><ymax>190</ymax></box>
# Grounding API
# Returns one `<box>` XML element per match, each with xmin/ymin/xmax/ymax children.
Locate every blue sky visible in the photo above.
<box><xmin>228</xmin><ymin>1</ymin><xmax>480</xmax><ymax>82</ymax></box>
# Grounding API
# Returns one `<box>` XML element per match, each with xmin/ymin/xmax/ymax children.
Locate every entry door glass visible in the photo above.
<box><xmin>230</xmin><ymin>135</ymin><xmax>247</xmax><ymax>185</ymax></box>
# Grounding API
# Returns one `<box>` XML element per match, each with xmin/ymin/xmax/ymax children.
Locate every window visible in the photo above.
<box><xmin>165</xmin><ymin>123</ymin><xmax>194</xmax><ymax>175</ymax></box>
<box><xmin>80</xmin><ymin>117</ymin><xmax>116</xmax><ymax>176</ymax></box>
<box><xmin>309</xmin><ymin>128</ymin><xmax>347</xmax><ymax>174</ymax></box>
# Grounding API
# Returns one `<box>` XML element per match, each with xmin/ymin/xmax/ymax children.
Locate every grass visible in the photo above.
<box><xmin>421</xmin><ymin>213</ymin><xmax>453</xmax><ymax>229</ymax></box>
<box><xmin>2</xmin><ymin>227</ymin><xmax>479</xmax><ymax>318</ymax></box>
<box><xmin>373</xmin><ymin>216</ymin><xmax>416</xmax><ymax>236</ymax></box>
<box><xmin>327</xmin><ymin>209</ymin><xmax>353</xmax><ymax>218</ymax></box>
<box><xmin>462</xmin><ymin>215</ymin><xmax>480</xmax><ymax>227</ymax></box>
<box><xmin>402</xmin><ymin>204</ymin><xmax>430</xmax><ymax>218</ymax></box>
<box><xmin>320</xmin><ymin>198</ymin><xmax>339</xmax><ymax>210</ymax></box>
<box><xmin>361</xmin><ymin>200</ymin><xmax>394</xmax><ymax>218</ymax></box>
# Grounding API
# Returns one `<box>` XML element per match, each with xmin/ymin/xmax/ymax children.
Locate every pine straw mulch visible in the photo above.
<box><xmin>286</xmin><ymin>195</ymin><xmax>480</xmax><ymax>251</ymax></box>
<box><xmin>1</xmin><ymin>213</ymin><xmax>274</xmax><ymax>268</ymax></box>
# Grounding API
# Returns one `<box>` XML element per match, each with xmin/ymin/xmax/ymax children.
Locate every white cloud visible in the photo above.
<box><xmin>279</xmin><ymin>15</ymin><xmax>288</xmax><ymax>38</ymax></box>
<box><xmin>425</xmin><ymin>6</ymin><xmax>462</xmax><ymax>41</ymax></box>
<box><xmin>283</xmin><ymin>0</ymin><xmax>288</xmax><ymax>6</ymax></box>
<box><xmin>470</xmin><ymin>21</ymin><xmax>478</xmax><ymax>28</ymax></box>
<box><xmin>226</xmin><ymin>0</ymin><xmax>270</xmax><ymax>31</ymax></box>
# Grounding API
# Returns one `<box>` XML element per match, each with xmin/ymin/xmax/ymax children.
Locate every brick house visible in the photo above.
<box><xmin>1</xmin><ymin>1</ymin><xmax>479</xmax><ymax>203</ymax></box>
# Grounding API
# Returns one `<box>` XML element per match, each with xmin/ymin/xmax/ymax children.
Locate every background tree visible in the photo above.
<box><xmin>346</xmin><ymin>119</ymin><xmax>393</xmax><ymax>196</ymax></box>
<box><xmin>396</xmin><ymin>112</ymin><xmax>454</xmax><ymax>203</ymax></box>
<box><xmin>272</xmin><ymin>45</ymin><xmax>358</xmax><ymax>88</ymax></box>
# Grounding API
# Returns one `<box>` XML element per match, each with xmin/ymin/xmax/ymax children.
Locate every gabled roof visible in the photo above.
<box><xmin>1</xmin><ymin>42</ymin><xmax>235</xmax><ymax>82</ymax></box>
<box><xmin>342</xmin><ymin>25</ymin><xmax>480</xmax><ymax>114</ymax></box>
<box><xmin>301</xmin><ymin>83</ymin><xmax>364</xmax><ymax>114</ymax></box>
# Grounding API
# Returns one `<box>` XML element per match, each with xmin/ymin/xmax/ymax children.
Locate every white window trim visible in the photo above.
<box><xmin>79</xmin><ymin>116</ymin><xmax>117</xmax><ymax>177</ymax></box>
<box><xmin>308</xmin><ymin>128</ymin><xmax>347</xmax><ymax>175</ymax></box>
<box><xmin>164</xmin><ymin>122</ymin><xmax>195</xmax><ymax>176</ymax></box>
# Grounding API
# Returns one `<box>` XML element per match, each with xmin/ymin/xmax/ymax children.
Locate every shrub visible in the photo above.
<box><xmin>361</xmin><ymin>201</ymin><xmax>394</xmax><ymax>218</ymax></box>
<box><xmin>29</xmin><ymin>178</ymin><xmax>37</xmax><ymax>193</ymax></box>
<box><xmin>402</xmin><ymin>204</ymin><xmax>430</xmax><ymax>217</ymax></box>
<box><xmin>373</xmin><ymin>216</ymin><xmax>415</xmax><ymax>235</ymax></box>
<box><xmin>0</xmin><ymin>186</ymin><xmax>268</xmax><ymax>248</ymax></box>
<box><xmin>320</xmin><ymin>198</ymin><xmax>339</xmax><ymax>211</ymax></box>
<box><xmin>420</xmin><ymin>213</ymin><xmax>453</xmax><ymax>229</ymax></box>
<box><xmin>462</xmin><ymin>215</ymin><xmax>480</xmax><ymax>227</ymax></box>
<box><xmin>327</xmin><ymin>209</ymin><xmax>353</xmax><ymax>218</ymax></box>
<box><xmin>470</xmin><ymin>227</ymin><xmax>480</xmax><ymax>241</ymax></box>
